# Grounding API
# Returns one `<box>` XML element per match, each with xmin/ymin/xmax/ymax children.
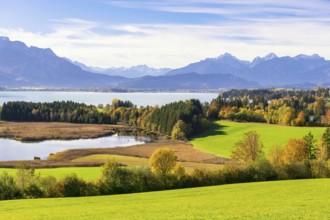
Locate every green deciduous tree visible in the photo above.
<box><xmin>150</xmin><ymin>148</ymin><xmax>177</xmax><ymax>175</ymax></box>
<box><xmin>171</xmin><ymin>120</ymin><xmax>188</xmax><ymax>140</ymax></box>
<box><xmin>281</xmin><ymin>139</ymin><xmax>309</xmax><ymax>164</ymax></box>
<box><xmin>149</xmin><ymin>148</ymin><xmax>177</xmax><ymax>188</ymax></box>
<box><xmin>268</xmin><ymin>145</ymin><xmax>283</xmax><ymax>166</ymax></box>
<box><xmin>231</xmin><ymin>131</ymin><xmax>264</xmax><ymax>164</ymax></box>
<box><xmin>15</xmin><ymin>161</ymin><xmax>36</xmax><ymax>190</ymax></box>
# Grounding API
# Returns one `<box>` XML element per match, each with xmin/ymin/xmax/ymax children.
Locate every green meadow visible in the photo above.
<box><xmin>0</xmin><ymin>179</ymin><xmax>329</xmax><ymax>219</ymax></box>
<box><xmin>190</xmin><ymin>120</ymin><xmax>326</xmax><ymax>158</ymax></box>
<box><xmin>0</xmin><ymin>167</ymin><xmax>102</xmax><ymax>182</ymax></box>
<box><xmin>0</xmin><ymin>154</ymin><xmax>224</xmax><ymax>180</ymax></box>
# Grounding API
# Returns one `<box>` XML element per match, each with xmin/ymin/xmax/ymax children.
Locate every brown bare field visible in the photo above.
<box><xmin>0</xmin><ymin>121</ymin><xmax>129</xmax><ymax>141</ymax></box>
<box><xmin>71</xmin><ymin>154</ymin><xmax>224</xmax><ymax>172</ymax></box>
<box><xmin>0</xmin><ymin>160</ymin><xmax>103</xmax><ymax>168</ymax></box>
<box><xmin>48</xmin><ymin>140</ymin><xmax>227</xmax><ymax>164</ymax></box>
<box><xmin>0</xmin><ymin>140</ymin><xmax>227</xmax><ymax>168</ymax></box>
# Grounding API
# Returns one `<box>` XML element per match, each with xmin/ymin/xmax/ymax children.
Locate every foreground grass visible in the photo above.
<box><xmin>190</xmin><ymin>120</ymin><xmax>325</xmax><ymax>158</ymax></box>
<box><xmin>0</xmin><ymin>167</ymin><xmax>102</xmax><ymax>181</ymax></box>
<box><xmin>0</xmin><ymin>179</ymin><xmax>329</xmax><ymax>219</ymax></box>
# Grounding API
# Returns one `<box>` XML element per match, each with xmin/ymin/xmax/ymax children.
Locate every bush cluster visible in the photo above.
<box><xmin>0</xmin><ymin>155</ymin><xmax>329</xmax><ymax>201</ymax></box>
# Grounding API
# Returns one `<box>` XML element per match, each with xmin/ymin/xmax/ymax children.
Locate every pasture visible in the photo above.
<box><xmin>0</xmin><ymin>179</ymin><xmax>329</xmax><ymax>219</ymax></box>
<box><xmin>0</xmin><ymin>154</ymin><xmax>224</xmax><ymax>180</ymax></box>
<box><xmin>72</xmin><ymin>154</ymin><xmax>224</xmax><ymax>172</ymax></box>
<box><xmin>0</xmin><ymin>167</ymin><xmax>102</xmax><ymax>181</ymax></box>
<box><xmin>190</xmin><ymin>120</ymin><xmax>326</xmax><ymax>158</ymax></box>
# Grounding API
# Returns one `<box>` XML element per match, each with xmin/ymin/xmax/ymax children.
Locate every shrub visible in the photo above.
<box><xmin>60</xmin><ymin>173</ymin><xmax>88</xmax><ymax>197</ymax></box>
<box><xmin>24</xmin><ymin>183</ymin><xmax>44</xmax><ymax>198</ymax></box>
<box><xmin>0</xmin><ymin>172</ymin><xmax>22</xmax><ymax>200</ymax></box>
<box><xmin>39</xmin><ymin>176</ymin><xmax>60</xmax><ymax>198</ymax></box>
<box><xmin>309</xmin><ymin>160</ymin><xmax>329</xmax><ymax>178</ymax></box>
<box><xmin>284</xmin><ymin>162</ymin><xmax>312</xmax><ymax>179</ymax></box>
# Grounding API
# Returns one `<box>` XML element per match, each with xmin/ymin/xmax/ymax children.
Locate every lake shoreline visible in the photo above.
<box><xmin>0</xmin><ymin>137</ymin><xmax>227</xmax><ymax>168</ymax></box>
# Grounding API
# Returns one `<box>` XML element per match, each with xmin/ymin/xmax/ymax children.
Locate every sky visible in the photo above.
<box><xmin>1</xmin><ymin>0</ymin><xmax>330</xmax><ymax>68</ymax></box>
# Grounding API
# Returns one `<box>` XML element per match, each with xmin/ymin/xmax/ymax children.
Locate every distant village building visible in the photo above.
<box><xmin>308</xmin><ymin>115</ymin><xmax>314</xmax><ymax>122</ymax></box>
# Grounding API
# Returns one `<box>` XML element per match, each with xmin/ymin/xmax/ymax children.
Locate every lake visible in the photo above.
<box><xmin>0</xmin><ymin>91</ymin><xmax>217</xmax><ymax>107</ymax></box>
<box><xmin>0</xmin><ymin>91</ymin><xmax>217</xmax><ymax>161</ymax></box>
<box><xmin>0</xmin><ymin>134</ymin><xmax>150</xmax><ymax>161</ymax></box>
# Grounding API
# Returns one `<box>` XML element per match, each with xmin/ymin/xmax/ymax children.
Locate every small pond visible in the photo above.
<box><xmin>0</xmin><ymin>134</ymin><xmax>150</xmax><ymax>161</ymax></box>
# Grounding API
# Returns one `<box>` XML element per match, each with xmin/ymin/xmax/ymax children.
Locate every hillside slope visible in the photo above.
<box><xmin>0</xmin><ymin>179</ymin><xmax>329</xmax><ymax>219</ymax></box>
<box><xmin>190</xmin><ymin>120</ymin><xmax>325</xmax><ymax>157</ymax></box>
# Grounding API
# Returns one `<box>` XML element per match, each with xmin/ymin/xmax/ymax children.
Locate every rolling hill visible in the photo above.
<box><xmin>0</xmin><ymin>179</ymin><xmax>328</xmax><ymax>219</ymax></box>
<box><xmin>190</xmin><ymin>120</ymin><xmax>326</xmax><ymax>157</ymax></box>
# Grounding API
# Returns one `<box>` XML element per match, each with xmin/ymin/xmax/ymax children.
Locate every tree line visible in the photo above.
<box><xmin>207</xmin><ymin>88</ymin><xmax>330</xmax><ymax>126</ymax></box>
<box><xmin>0</xmin><ymin>99</ymin><xmax>209</xmax><ymax>139</ymax></box>
<box><xmin>0</xmin><ymin>101</ymin><xmax>115</xmax><ymax>124</ymax></box>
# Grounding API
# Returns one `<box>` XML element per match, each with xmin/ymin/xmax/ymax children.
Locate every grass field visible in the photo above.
<box><xmin>190</xmin><ymin>120</ymin><xmax>326</xmax><ymax>158</ymax></box>
<box><xmin>72</xmin><ymin>154</ymin><xmax>224</xmax><ymax>172</ymax></box>
<box><xmin>0</xmin><ymin>167</ymin><xmax>102</xmax><ymax>181</ymax></box>
<box><xmin>0</xmin><ymin>179</ymin><xmax>329</xmax><ymax>219</ymax></box>
<box><xmin>0</xmin><ymin>154</ymin><xmax>224</xmax><ymax>180</ymax></box>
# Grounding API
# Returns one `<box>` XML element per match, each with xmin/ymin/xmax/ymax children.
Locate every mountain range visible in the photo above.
<box><xmin>0</xmin><ymin>36</ymin><xmax>329</xmax><ymax>90</ymax></box>
<box><xmin>167</xmin><ymin>53</ymin><xmax>330</xmax><ymax>87</ymax></box>
<box><xmin>69</xmin><ymin>61</ymin><xmax>171</xmax><ymax>78</ymax></box>
<box><xmin>0</xmin><ymin>37</ymin><xmax>127</xmax><ymax>88</ymax></box>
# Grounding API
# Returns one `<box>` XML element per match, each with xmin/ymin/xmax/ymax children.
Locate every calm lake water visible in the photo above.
<box><xmin>0</xmin><ymin>91</ymin><xmax>217</xmax><ymax>161</ymax></box>
<box><xmin>0</xmin><ymin>134</ymin><xmax>150</xmax><ymax>161</ymax></box>
<box><xmin>0</xmin><ymin>91</ymin><xmax>217</xmax><ymax>106</ymax></box>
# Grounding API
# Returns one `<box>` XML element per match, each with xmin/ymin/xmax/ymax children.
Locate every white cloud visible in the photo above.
<box><xmin>1</xmin><ymin>15</ymin><xmax>330</xmax><ymax>68</ymax></box>
<box><xmin>107</xmin><ymin>0</ymin><xmax>330</xmax><ymax>19</ymax></box>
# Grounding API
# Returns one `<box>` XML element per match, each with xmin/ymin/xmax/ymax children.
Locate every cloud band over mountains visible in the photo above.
<box><xmin>0</xmin><ymin>0</ymin><xmax>329</xmax><ymax>68</ymax></box>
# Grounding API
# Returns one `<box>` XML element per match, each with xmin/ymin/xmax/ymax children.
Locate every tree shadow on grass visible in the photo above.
<box><xmin>190</xmin><ymin>121</ymin><xmax>229</xmax><ymax>140</ymax></box>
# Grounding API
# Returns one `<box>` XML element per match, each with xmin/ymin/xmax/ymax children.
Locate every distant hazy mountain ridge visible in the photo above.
<box><xmin>68</xmin><ymin>59</ymin><xmax>171</xmax><ymax>78</ymax></box>
<box><xmin>0</xmin><ymin>37</ymin><xmax>127</xmax><ymax>88</ymax></box>
<box><xmin>0</xmin><ymin>37</ymin><xmax>329</xmax><ymax>89</ymax></box>
<box><xmin>167</xmin><ymin>52</ymin><xmax>330</xmax><ymax>87</ymax></box>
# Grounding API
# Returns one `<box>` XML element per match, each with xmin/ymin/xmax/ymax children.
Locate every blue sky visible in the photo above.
<box><xmin>1</xmin><ymin>0</ymin><xmax>330</xmax><ymax>68</ymax></box>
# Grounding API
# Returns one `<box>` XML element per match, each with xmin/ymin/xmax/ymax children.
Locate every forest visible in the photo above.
<box><xmin>0</xmin><ymin>99</ymin><xmax>209</xmax><ymax>139</ymax></box>
<box><xmin>0</xmin><ymin>101</ymin><xmax>115</xmax><ymax>124</ymax></box>
<box><xmin>207</xmin><ymin>88</ymin><xmax>330</xmax><ymax>126</ymax></box>
<box><xmin>103</xmin><ymin>98</ymin><xmax>209</xmax><ymax>139</ymax></box>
